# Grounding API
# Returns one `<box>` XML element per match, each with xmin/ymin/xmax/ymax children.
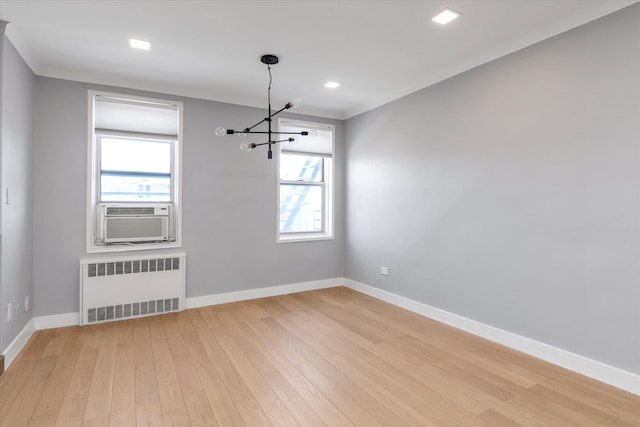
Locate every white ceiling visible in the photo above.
<box><xmin>1</xmin><ymin>0</ymin><xmax>637</xmax><ymax>119</ymax></box>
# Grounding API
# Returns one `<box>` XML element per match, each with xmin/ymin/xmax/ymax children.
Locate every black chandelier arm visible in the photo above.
<box><xmin>268</xmin><ymin>102</ymin><xmax>294</xmax><ymax>119</ymax></box>
<box><xmin>252</xmin><ymin>137</ymin><xmax>295</xmax><ymax>147</ymax></box>
<box><xmin>272</xmin><ymin>137</ymin><xmax>296</xmax><ymax>144</ymax></box>
<box><xmin>226</xmin><ymin>130</ymin><xmax>308</xmax><ymax>136</ymax></box>
<box><xmin>241</xmin><ymin>117</ymin><xmax>269</xmax><ymax>133</ymax></box>
<box><xmin>228</xmin><ymin>102</ymin><xmax>293</xmax><ymax>134</ymax></box>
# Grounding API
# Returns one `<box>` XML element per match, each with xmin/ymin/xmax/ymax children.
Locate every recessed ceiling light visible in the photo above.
<box><xmin>432</xmin><ymin>8</ymin><xmax>461</xmax><ymax>25</ymax></box>
<box><xmin>324</xmin><ymin>81</ymin><xmax>341</xmax><ymax>89</ymax></box>
<box><xmin>129</xmin><ymin>38</ymin><xmax>151</xmax><ymax>50</ymax></box>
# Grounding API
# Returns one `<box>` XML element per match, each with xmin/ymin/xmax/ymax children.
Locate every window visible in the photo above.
<box><xmin>99</xmin><ymin>136</ymin><xmax>172</xmax><ymax>202</ymax></box>
<box><xmin>87</xmin><ymin>92</ymin><xmax>182</xmax><ymax>252</ymax></box>
<box><xmin>278</xmin><ymin>119</ymin><xmax>334</xmax><ymax>242</ymax></box>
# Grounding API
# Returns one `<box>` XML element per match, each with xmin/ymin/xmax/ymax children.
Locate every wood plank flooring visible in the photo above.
<box><xmin>1</xmin><ymin>287</ymin><xmax>638</xmax><ymax>426</ymax></box>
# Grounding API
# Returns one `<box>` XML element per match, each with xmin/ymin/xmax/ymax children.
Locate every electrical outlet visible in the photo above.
<box><xmin>6</xmin><ymin>304</ymin><xmax>12</xmax><ymax>322</ymax></box>
<box><xmin>25</xmin><ymin>296</ymin><xmax>30</xmax><ymax>312</ymax></box>
<box><xmin>380</xmin><ymin>266</ymin><xmax>389</xmax><ymax>276</ymax></box>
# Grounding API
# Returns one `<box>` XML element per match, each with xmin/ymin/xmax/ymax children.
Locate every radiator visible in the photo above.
<box><xmin>79</xmin><ymin>253</ymin><xmax>186</xmax><ymax>325</ymax></box>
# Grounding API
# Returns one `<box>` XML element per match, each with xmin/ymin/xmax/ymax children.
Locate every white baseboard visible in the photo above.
<box><xmin>2</xmin><ymin>313</ymin><xmax>79</xmax><ymax>370</ymax></box>
<box><xmin>186</xmin><ymin>278</ymin><xmax>342</xmax><ymax>309</ymax></box>
<box><xmin>342</xmin><ymin>278</ymin><xmax>640</xmax><ymax>396</ymax></box>
<box><xmin>1</xmin><ymin>279</ymin><xmax>341</xmax><ymax>372</ymax></box>
<box><xmin>34</xmin><ymin>312</ymin><xmax>80</xmax><ymax>330</ymax></box>
<box><xmin>21</xmin><ymin>276</ymin><xmax>342</xmax><ymax>330</ymax></box>
<box><xmin>6</xmin><ymin>278</ymin><xmax>636</xmax><ymax>396</ymax></box>
<box><xmin>29</xmin><ymin>278</ymin><xmax>343</xmax><ymax>328</ymax></box>
<box><xmin>2</xmin><ymin>318</ymin><xmax>35</xmax><ymax>370</ymax></box>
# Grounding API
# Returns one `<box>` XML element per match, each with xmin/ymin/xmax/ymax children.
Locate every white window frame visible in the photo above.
<box><xmin>86</xmin><ymin>90</ymin><xmax>183</xmax><ymax>253</ymax></box>
<box><xmin>277</xmin><ymin>118</ymin><xmax>334</xmax><ymax>243</ymax></box>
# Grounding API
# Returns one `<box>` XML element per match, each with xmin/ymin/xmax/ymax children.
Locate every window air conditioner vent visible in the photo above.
<box><xmin>106</xmin><ymin>206</ymin><xmax>157</xmax><ymax>216</ymax></box>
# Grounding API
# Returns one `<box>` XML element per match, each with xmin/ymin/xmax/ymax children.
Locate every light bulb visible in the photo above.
<box><xmin>307</xmin><ymin>129</ymin><xmax>318</xmax><ymax>138</ymax></box>
<box><xmin>289</xmin><ymin>97</ymin><xmax>302</xmax><ymax>109</ymax></box>
<box><xmin>215</xmin><ymin>126</ymin><xmax>227</xmax><ymax>137</ymax></box>
<box><xmin>240</xmin><ymin>141</ymin><xmax>254</xmax><ymax>152</ymax></box>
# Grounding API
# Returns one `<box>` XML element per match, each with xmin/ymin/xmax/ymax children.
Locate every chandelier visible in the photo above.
<box><xmin>215</xmin><ymin>54</ymin><xmax>310</xmax><ymax>159</ymax></box>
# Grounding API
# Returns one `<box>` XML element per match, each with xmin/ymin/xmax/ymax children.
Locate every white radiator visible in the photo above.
<box><xmin>79</xmin><ymin>253</ymin><xmax>186</xmax><ymax>325</ymax></box>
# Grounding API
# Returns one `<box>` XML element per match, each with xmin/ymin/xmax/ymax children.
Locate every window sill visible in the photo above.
<box><xmin>277</xmin><ymin>233</ymin><xmax>334</xmax><ymax>243</ymax></box>
<box><xmin>86</xmin><ymin>241</ymin><xmax>182</xmax><ymax>254</ymax></box>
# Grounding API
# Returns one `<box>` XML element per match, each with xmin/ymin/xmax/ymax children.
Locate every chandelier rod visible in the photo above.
<box><xmin>215</xmin><ymin>54</ymin><xmax>308</xmax><ymax>159</ymax></box>
<box><xmin>242</xmin><ymin>66</ymin><xmax>291</xmax><ymax>135</ymax></box>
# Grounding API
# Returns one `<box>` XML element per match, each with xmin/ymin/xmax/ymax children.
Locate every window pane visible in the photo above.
<box><xmin>101</xmin><ymin>175</ymin><xmax>170</xmax><ymax>201</ymax></box>
<box><xmin>280</xmin><ymin>154</ymin><xmax>323</xmax><ymax>182</ymax></box>
<box><xmin>101</xmin><ymin>137</ymin><xmax>171</xmax><ymax>173</ymax></box>
<box><xmin>100</xmin><ymin>137</ymin><xmax>172</xmax><ymax>202</ymax></box>
<box><xmin>279</xmin><ymin>184</ymin><xmax>323</xmax><ymax>233</ymax></box>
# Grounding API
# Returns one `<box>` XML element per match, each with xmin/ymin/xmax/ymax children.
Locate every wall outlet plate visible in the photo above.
<box><xmin>25</xmin><ymin>296</ymin><xmax>30</xmax><ymax>312</ymax></box>
<box><xmin>6</xmin><ymin>303</ymin><xmax>12</xmax><ymax>322</ymax></box>
<box><xmin>380</xmin><ymin>267</ymin><xmax>389</xmax><ymax>276</ymax></box>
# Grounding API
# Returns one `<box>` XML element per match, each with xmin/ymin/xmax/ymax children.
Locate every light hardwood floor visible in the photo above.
<box><xmin>1</xmin><ymin>287</ymin><xmax>638</xmax><ymax>426</ymax></box>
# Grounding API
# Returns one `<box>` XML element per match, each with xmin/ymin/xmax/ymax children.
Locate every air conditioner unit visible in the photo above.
<box><xmin>100</xmin><ymin>204</ymin><xmax>170</xmax><ymax>243</ymax></box>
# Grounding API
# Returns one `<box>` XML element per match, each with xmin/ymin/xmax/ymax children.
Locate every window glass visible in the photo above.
<box><xmin>99</xmin><ymin>137</ymin><xmax>171</xmax><ymax>202</ymax></box>
<box><xmin>277</xmin><ymin>119</ymin><xmax>333</xmax><ymax>241</ymax></box>
<box><xmin>280</xmin><ymin>154</ymin><xmax>323</xmax><ymax>182</ymax></box>
<box><xmin>101</xmin><ymin>137</ymin><xmax>170</xmax><ymax>173</ymax></box>
<box><xmin>279</xmin><ymin>184</ymin><xmax>323</xmax><ymax>233</ymax></box>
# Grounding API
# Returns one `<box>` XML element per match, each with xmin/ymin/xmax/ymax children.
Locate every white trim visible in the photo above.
<box><xmin>2</xmin><ymin>319</ymin><xmax>35</xmax><ymax>369</ymax></box>
<box><xmin>6</xmin><ymin>278</ymin><xmax>636</xmax><ymax>396</ymax></box>
<box><xmin>186</xmin><ymin>278</ymin><xmax>341</xmax><ymax>309</ymax></box>
<box><xmin>277</xmin><ymin>234</ymin><xmax>335</xmax><ymax>243</ymax></box>
<box><xmin>34</xmin><ymin>312</ymin><xmax>80</xmax><ymax>330</ymax></box>
<box><xmin>86</xmin><ymin>90</ymin><xmax>184</xmax><ymax>254</ymax></box>
<box><xmin>86</xmin><ymin>241</ymin><xmax>183</xmax><ymax>254</ymax></box>
<box><xmin>4</xmin><ymin>279</ymin><xmax>340</xmax><ymax>372</ymax></box>
<box><xmin>2</xmin><ymin>313</ymin><xmax>80</xmax><ymax>370</ymax></box>
<box><xmin>342</xmin><ymin>278</ymin><xmax>640</xmax><ymax>396</ymax></box>
<box><xmin>79</xmin><ymin>251</ymin><xmax>187</xmax><ymax>265</ymax></box>
<box><xmin>276</xmin><ymin>118</ymin><xmax>335</xmax><ymax>243</ymax></box>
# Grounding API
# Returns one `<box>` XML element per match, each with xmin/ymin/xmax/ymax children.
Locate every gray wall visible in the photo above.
<box><xmin>32</xmin><ymin>79</ymin><xmax>344</xmax><ymax>317</ymax></box>
<box><xmin>0</xmin><ymin>22</ymin><xmax>4</xmax><ymax>355</ymax></box>
<box><xmin>344</xmin><ymin>5</ymin><xmax>640</xmax><ymax>374</ymax></box>
<box><xmin>1</xmin><ymin>35</ymin><xmax>35</xmax><ymax>353</ymax></box>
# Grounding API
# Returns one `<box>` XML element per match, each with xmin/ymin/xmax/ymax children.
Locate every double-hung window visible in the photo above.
<box><xmin>277</xmin><ymin>119</ymin><xmax>334</xmax><ymax>242</ymax></box>
<box><xmin>98</xmin><ymin>136</ymin><xmax>172</xmax><ymax>202</ymax></box>
<box><xmin>87</xmin><ymin>92</ymin><xmax>182</xmax><ymax>252</ymax></box>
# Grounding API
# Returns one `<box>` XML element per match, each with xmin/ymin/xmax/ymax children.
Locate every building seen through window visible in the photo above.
<box><xmin>99</xmin><ymin>136</ymin><xmax>171</xmax><ymax>202</ymax></box>
<box><xmin>279</xmin><ymin>154</ymin><xmax>324</xmax><ymax>233</ymax></box>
